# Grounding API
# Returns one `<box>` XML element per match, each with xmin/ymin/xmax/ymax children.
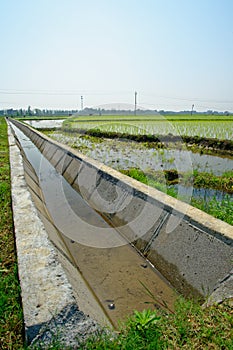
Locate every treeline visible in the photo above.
<box><xmin>0</xmin><ymin>106</ymin><xmax>232</xmax><ymax>117</ymax></box>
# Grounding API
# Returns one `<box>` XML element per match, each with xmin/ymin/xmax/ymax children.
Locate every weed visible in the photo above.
<box><xmin>132</xmin><ymin>309</ymin><xmax>160</xmax><ymax>332</ymax></box>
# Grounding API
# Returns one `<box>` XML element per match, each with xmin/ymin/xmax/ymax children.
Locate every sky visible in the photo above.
<box><xmin>0</xmin><ymin>0</ymin><xmax>233</xmax><ymax>112</ymax></box>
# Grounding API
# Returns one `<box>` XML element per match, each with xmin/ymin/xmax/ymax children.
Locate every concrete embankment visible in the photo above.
<box><xmin>8</xmin><ymin>118</ymin><xmax>233</xmax><ymax>343</ymax></box>
<box><xmin>8</xmin><ymin>122</ymin><xmax>110</xmax><ymax>347</ymax></box>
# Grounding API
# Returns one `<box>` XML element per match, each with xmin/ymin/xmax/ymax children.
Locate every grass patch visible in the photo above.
<box><xmin>0</xmin><ymin>117</ymin><xmax>24</xmax><ymax>349</ymax></box>
<box><xmin>79</xmin><ymin>297</ymin><xmax>233</xmax><ymax>349</ymax></box>
<box><xmin>120</xmin><ymin>168</ymin><xmax>233</xmax><ymax>225</ymax></box>
<box><xmin>192</xmin><ymin>195</ymin><xmax>233</xmax><ymax>225</ymax></box>
<box><xmin>182</xmin><ymin>170</ymin><xmax>233</xmax><ymax>194</ymax></box>
<box><xmin>120</xmin><ymin>168</ymin><xmax>178</xmax><ymax>197</ymax></box>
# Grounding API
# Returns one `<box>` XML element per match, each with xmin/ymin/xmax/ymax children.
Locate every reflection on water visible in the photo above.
<box><xmin>50</xmin><ymin>132</ymin><xmax>233</xmax><ymax>176</ymax></box>
<box><xmin>170</xmin><ymin>184</ymin><xmax>231</xmax><ymax>203</ymax></box>
<box><xmin>10</xmin><ymin>124</ymin><xmax>128</xmax><ymax>248</ymax></box>
<box><xmin>11</xmin><ymin>124</ymin><xmax>167</xmax><ymax>249</ymax></box>
<box><xmin>24</xmin><ymin>119</ymin><xmax>65</xmax><ymax>129</ymax></box>
<box><xmin>43</xmin><ymin>132</ymin><xmax>233</xmax><ymax>207</ymax></box>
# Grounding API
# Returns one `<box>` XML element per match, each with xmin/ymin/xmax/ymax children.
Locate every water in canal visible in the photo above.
<box><xmin>10</xmin><ymin>122</ymin><xmax>178</xmax><ymax>326</ymax></box>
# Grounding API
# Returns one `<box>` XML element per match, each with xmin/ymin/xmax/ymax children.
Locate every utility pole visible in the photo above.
<box><xmin>191</xmin><ymin>104</ymin><xmax>194</xmax><ymax>116</ymax></box>
<box><xmin>81</xmin><ymin>95</ymin><xmax>84</xmax><ymax>111</ymax></box>
<box><xmin>134</xmin><ymin>91</ymin><xmax>137</xmax><ymax>116</ymax></box>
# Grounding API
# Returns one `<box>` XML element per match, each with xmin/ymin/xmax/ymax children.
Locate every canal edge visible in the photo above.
<box><xmin>7</xmin><ymin>121</ymin><xmax>111</xmax><ymax>347</ymax></box>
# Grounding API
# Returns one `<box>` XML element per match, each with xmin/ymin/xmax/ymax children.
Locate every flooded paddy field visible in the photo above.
<box><xmin>44</xmin><ymin>128</ymin><xmax>233</xmax><ymax>225</ymax></box>
<box><xmin>22</xmin><ymin>116</ymin><xmax>233</xmax><ymax>225</ymax></box>
<box><xmin>48</xmin><ymin>132</ymin><xmax>233</xmax><ymax>175</ymax></box>
<box><xmin>63</xmin><ymin>116</ymin><xmax>233</xmax><ymax>140</ymax></box>
<box><xmin>24</xmin><ymin>119</ymin><xmax>65</xmax><ymax>129</ymax></box>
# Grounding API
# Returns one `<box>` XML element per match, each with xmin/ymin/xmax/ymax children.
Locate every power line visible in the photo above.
<box><xmin>141</xmin><ymin>93</ymin><xmax>233</xmax><ymax>105</ymax></box>
<box><xmin>0</xmin><ymin>89</ymin><xmax>132</xmax><ymax>96</ymax></box>
<box><xmin>0</xmin><ymin>89</ymin><xmax>232</xmax><ymax>105</ymax></box>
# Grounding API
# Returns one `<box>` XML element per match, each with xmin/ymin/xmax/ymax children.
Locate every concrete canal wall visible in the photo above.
<box><xmin>10</xmin><ymin>119</ymin><xmax>233</xmax><ymax>305</ymax></box>
<box><xmin>8</xmin><ymin>121</ymin><xmax>113</xmax><ymax>347</ymax></box>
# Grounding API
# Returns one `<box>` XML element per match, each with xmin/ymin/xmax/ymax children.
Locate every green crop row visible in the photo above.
<box><xmin>63</xmin><ymin>118</ymin><xmax>233</xmax><ymax>140</ymax></box>
<box><xmin>65</xmin><ymin>113</ymin><xmax>233</xmax><ymax>122</ymax></box>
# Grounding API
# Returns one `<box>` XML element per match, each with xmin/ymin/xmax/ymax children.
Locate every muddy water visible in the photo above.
<box><xmin>63</xmin><ymin>239</ymin><xmax>176</xmax><ymax>324</ymax></box>
<box><xmin>49</xmin><ymin>132</ymin><xmax>233</xmax><ymax>176</ymax></box>
<box><xmin>46</xmin><ymin>132</ymin><xmax>233</xmax><ymax>207</ymax></box>
<box><xmin>10</xmin><ymin>123</ymin><xmax>177</xmax><ymax>326</ymax></box>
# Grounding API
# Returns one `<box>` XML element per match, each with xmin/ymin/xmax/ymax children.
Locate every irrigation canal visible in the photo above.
<box><xmin>10</xmin><ymin>121</ymin><xmax>177</xmax><ymax>326</ymax></box>
<box><xmin>31</xmin><ymin>122</ymin><xmax>233</xmax><ymax>206</ymax></box>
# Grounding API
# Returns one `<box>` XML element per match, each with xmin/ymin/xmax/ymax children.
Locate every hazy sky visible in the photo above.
<box><xmin>0</xmin><ymin>0</ymin><xmax>233</xmax><ymax>111</ymax></box>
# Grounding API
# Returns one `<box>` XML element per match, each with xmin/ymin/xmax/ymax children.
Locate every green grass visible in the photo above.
<box><xmin>190</xmin><ymin>170</ymin><xmax>233</xmax><ymax>194</ymax></box>
<box><xmin>120</xmin><ymin>168</ymin><xmax>233</xmax><ymax>225</ymax></box>
<box><xmin>121</xmin><ymin>168</ymin><xmax>233</xmax><ymax>194</ymax></box>
<box><xmin>120</xmin><ymin>168</ymin><xmax>177</xmax><ymax>197</ymax></box>
<box><xmin>79</xmin><ymin>297</ymin><xmax>233</xmax><ymax>350</ymax></box>
<box><xmin>29</xmin><ymin>298</ymin><xmax>233</xmax><ymax>349</ymax></box>
<box><xmin>0</xmin><ymin>117</ymin><xmax>24</xmax><ymax>349</ymax></box>
<box><xmin>192</xmin><ymin>195</ymin><xmax>233</xmax><ymax>226</ymax></box>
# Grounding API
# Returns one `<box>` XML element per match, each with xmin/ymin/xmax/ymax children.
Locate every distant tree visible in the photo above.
<box><xmin>35</xmin><ymin>108</ymin><xmax>42</xmax><ymax>116</ymax></box>
<box><xmin>27</xmin><ymin>106</ymin><xmax>33</xmax><ymax>116</ymax></box>
<box><xmin>16</xmin><ymin>109</ymin><xmax>23</xmax><ymax>116</ymax></box>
